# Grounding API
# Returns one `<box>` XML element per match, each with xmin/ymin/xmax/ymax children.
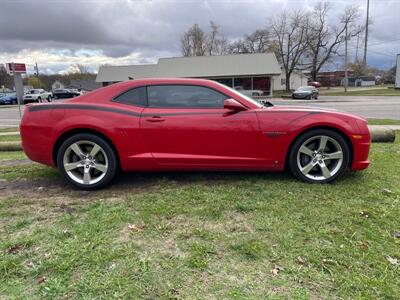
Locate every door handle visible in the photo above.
<box><xmin>146</xmin><ymin>116</ymin><xmax>165</xmax><ymax>122</ymax></box>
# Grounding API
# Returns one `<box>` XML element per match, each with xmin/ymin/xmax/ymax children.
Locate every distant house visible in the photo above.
<box><xmin>317</xmin><ymin>70</ymin><xmax>356</xmax><ymax>87</ymax></box>
<box><xmin>341</xmin><ymin>76</ymin><xmax>376</xmax><ymax>87</ymax></box>
<box><xmin>52</xmin><ymin>80</ymin><xmax>65</xmax><ymax>91</ymax></box>
<box><xmin>67</xmin><ymin>79</ymin><xmax>102</xmax><ymax>92</ymax></box>
<box><xmin>273</xmin><ymin>70</ymin><xmax>309</xmax><ymax>91</ymax></box>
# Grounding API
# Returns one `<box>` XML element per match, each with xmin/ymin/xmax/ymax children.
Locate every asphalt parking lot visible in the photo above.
<box><xmin>0</xmin><ymin>95</ymin><xmax>399</xmax><ymax>128</ymax></box>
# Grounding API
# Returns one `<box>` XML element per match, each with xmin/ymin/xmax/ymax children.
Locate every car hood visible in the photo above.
<box><xmin>261</xmin><ymin>105</ymin><xmax>366</xmax><ymax>121</ymax></box>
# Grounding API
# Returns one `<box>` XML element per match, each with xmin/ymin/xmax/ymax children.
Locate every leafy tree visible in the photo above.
<box><xmin>26</xmin><ymin>76</ymin><xmax>44</xmax><ymax>89</ymax></box>
<box><xmin>0</xmin><ymin>65</ymin><xmax>13</xmax><ymax>89</ymax></box>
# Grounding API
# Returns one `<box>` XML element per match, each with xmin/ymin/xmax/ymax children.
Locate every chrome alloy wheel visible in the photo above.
<box><xmin>63</xmin><ymin>140</ymin><xmax>108</xmax><ymax>185</ymax></box>
<box><xmin>296</xmin><ymin>135</ymin><xmax>344</xmax><ymax>181</ymax></box>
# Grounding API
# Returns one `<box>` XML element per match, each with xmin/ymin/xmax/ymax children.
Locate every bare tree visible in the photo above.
<box><xmin>181</xmin><ymin>21</ymin><xmax>228</xmax><ymax>56</ymax></box>
<box><xmin>305</xmin><ymin>2</ymin><xmax>364</xmax><ymax>81</ymax></box>
<box><xmin>206</xmin><ymin>21</ymin><xmax>229</xmax><ymax>55</ymax></box>
<box><xmin>228</xmin><ymin>29</ymin><xmax>270</xmax><ymax>54</ymax></box>
<box><xmin>270</xmin><ymin>10</ymin><xmax>309</xmax><ymax>91</ymax></box>
<box><xmin>76</xmin><ymin>63</ymin><xmax>89</xmax><ymax>74</ymax></box>
<box><xmin>180</xmin><ymin>24</ymin><xmax>206</xmax><ymax>56</ymax></box>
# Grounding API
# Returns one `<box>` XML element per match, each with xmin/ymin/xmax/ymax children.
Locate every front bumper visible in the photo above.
<box><xmin>292</xmin><ymin>93</ymin><xmax>310</xmax><ymax>99</ymax></box>
<box><xmin>351</xmin><ymin>134</ymin><xmax>371</xmax><ymax>171</ymax></box>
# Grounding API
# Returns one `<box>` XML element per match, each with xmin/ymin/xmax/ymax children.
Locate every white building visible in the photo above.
<box><xmin>96</xmin><ymin>53</ymin><xmax>306</xmax><ymax>96</ymax></box>
<box><xmin>52</xmin><ymin>80</ymin><xmax>65</xmax><ymax>91</ymax></box>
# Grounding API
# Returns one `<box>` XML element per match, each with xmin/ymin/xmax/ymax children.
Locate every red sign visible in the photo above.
<box><xmin>5</xmin><ymin>63</ymin><xmax>26</xmax><ymax>74</ymax></box>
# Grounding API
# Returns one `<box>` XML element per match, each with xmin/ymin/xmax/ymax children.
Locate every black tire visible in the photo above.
<box><xmin>37</xmin><ymin>97</ymin><xmax>42</xmax><ymax>103</ymax></box>
<box><xmin>287</xmin><ymin>129</ymin><xmax>350</xmax><ymax>183</ymax></box>
<box><xmin>306</xmin><ymin>95</ymin><xmax>312</xmax><ymax>100</ymax></box>
<box><xmin>47</xmin><ymin>96</ymin><xmax>52</xmax><ymax>102</ymax></box>
<box><xmin>56</xmin><ymin>133</ymin><xmax>118</xmax><ymax>190</ymax></box>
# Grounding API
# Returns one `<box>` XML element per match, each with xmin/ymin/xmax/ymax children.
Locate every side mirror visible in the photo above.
<box><xmin>224</xmin><ymin>98</ymin><xmax>247</xmax><ymax>111</ymax></box>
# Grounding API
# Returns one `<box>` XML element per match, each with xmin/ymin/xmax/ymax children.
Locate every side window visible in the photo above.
<box><xmin>113</xmin><ymin>87</ymin><xmax>147</xmax><ymax>107</ymax></box>
<box><xmin>147</xmin><ymin>85</ymin><xmax>228</xmax><ymax>108</ymax></box>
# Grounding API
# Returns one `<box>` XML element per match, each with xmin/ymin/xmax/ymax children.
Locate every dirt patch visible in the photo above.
<box><xmin>0</xmin><ymin>159</ymin><xmax>31</xmax><ymax>167</ymax></box>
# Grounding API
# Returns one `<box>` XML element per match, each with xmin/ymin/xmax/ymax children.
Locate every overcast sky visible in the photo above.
<box><xmin>0</xmin><ymin>0</ymin><xmax>399</xmax><ymax>74</ymax></box>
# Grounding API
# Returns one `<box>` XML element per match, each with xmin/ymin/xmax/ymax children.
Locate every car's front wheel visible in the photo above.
<box><xmin>288</xmin><ymin>129</ymin><xmax>350</xmax><ymax>183</ymax></box>
<box><xmin>57</xmin><ymin>133</ymin><xmax>118</xmax><ymax>190</ymax></box>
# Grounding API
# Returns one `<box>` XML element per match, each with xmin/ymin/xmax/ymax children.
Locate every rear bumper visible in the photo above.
<box><xmin>20</xmin><ymin>124</ymin><xmax>55</xmax><ymax>167</ymax></box>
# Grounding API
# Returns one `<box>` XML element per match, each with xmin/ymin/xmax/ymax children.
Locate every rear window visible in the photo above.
<box><xmin>113</xmin><ymin>87</ymin><xmax>147</xmax><ymax>107</ymax></box>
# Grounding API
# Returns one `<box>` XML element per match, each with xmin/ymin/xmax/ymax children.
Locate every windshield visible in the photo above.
<box><xmin>214</xmin><ymin>82</ymin><xmax>265</xmax><ymax>108</ymax></box>
<box><xmin>297</xmin><ymin>86</ymin><xmax>313</xmax><ymax>91</ymax></box>
<box><xmin>29</xmin><ymin>90</ymin><xmax>41</xmax><ymax>94</ymax></box>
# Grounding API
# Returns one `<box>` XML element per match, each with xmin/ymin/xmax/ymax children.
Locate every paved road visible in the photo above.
<box><xmin>0</xmin><ymin>96</ymin><xmax>399</xmax><ymax>128</ymax></box>
<box><xmin>271</xmin><ymin>96</ymin><xmax>400</xmax><ymax>120</ymax></box>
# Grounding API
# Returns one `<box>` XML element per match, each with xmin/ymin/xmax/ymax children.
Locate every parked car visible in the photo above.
<box><xmin>20</xmin><ymin>78</ymin><xmax>370</xmax><ymax>190</ymax></box>
<box><xmin>235</xmin><ymin>86</ymin><xmax>264</xmax><ymax>97</ymax></box>
<box><xmin>53</xmin><ymin>89</ymin><xmax>81</xmax><ymax>99</ymax></box>
<box><xmin>0</xmin><ymin>93</ymin><xmax>18</xmax><ymax>105</ymax></box>
<box><xmin>308</xmin><ymin>81</ymin><xmax>322</xmax><ymax>88</ymax></box>
<box><xmin>292</xmin><ymin>86</ymin><xmax>319</xmax><ymax>100</ymax></box>
<box><xmin>23</xmin><ymin>89</ymin><xmax>52</xmax><ymax>104</ymax></box>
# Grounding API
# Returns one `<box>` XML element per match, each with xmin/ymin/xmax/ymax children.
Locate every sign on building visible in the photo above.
<box><xmin>5</xmin><ymin>63</ymin><xmax>27</xmax><ymax>75</ymax></box>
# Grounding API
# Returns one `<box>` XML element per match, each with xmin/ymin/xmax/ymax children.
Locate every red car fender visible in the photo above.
<box><xmin>52</xmin><ymin>115</ymin><xmax>122</xmax><ymax>164</ymax></box>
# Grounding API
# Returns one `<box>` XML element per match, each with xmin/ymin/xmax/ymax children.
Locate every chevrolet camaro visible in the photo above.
<box><xmin>20</xmin><ymin>78</ymin><xmax>371</xmax><ymax>190</ymax></box>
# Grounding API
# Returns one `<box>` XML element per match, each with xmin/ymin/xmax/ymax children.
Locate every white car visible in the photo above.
<box><xmin>235</xmin><ymin>86</ymin><xmax>264</xmax><ymax>97</ymax></box>
<box><xmin>23</xmin><ymin>89</ymin><xmax>53</xmax><ymax>104</ymax></box>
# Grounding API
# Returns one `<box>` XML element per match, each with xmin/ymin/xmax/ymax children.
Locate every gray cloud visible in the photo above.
<box><xmin>0</xmin><ymin>0</ymin><xmax>398</xmax><ymax>72</ymax></box>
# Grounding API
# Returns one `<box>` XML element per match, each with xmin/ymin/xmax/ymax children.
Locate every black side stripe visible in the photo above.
<box><xmin>29</xmin><ymin>104</ymin><xmax>141</xmax><ymax>117</ymax></box>
<box><xmin>28</xmin><ymin>104</ymin><xmax>253</xmax><ymax>117</ymax></box>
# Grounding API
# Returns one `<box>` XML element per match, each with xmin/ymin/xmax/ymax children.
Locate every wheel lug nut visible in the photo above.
<box><xmin>319</xmin><ymin>160</ymin><xmax>322</xmax><ymax>163</ymax></box>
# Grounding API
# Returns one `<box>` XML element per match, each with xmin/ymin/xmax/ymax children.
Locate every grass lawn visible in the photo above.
<box><xmin>0</xmin><ymin>134</ymin><xmax>21</xmax><ymax>142</ymax></box>
<box><xmin>0</xmin><ymin>127</ymin><xmax>19</xmax><ymax>133</ymax></box>
<box><xmin>320</xmin><ymin>87</ymin><xmax>400</xmax><ymax>96</ymax></box>
<box><xmin>0</xmin><ymin>151</ymin><xmax>26</xmax><ymax>162</ymax></box>
<box><xmin>367</xmin><ymin>119</ymin><xmax>400</xmax><ymax>126</ymax></box>
<box><xmin>0</xmin><ymin>137</ymin><xmax>399</xmax><ymax>299</ymax></box>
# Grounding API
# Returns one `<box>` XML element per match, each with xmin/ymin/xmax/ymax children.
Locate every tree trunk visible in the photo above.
<box><xmin>285</xmin><ymin>73</ymin><xmax>291</xmax><ymax>91</ymax></box>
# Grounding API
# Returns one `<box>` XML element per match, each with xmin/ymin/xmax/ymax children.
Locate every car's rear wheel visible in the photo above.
<box><xmin>56</xmin><ymin>133</ymin><xmax>118</xmax><ymax>190</ymax></box>
<box><xmin>288</xmin><ymin>129</ymin><xmax>350</xmax><ymax>183</ymax></box>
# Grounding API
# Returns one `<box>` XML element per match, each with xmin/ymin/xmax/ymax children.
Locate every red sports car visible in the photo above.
<box><xmin>20</xmin><ymin>78</ymin><xmax>370</xmax><ymax>189</ymax></box>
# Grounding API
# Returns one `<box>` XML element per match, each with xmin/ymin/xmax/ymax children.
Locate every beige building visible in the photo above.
<box><xmin>96</xmin><ymin>53</ymin><xmax>308</xmax><ymax>96</ymax></box>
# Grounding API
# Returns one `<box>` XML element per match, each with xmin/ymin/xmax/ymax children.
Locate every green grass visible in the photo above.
<box><xmin>0</xmin><ymin>138</ymin><xmax>399</xmax><ymax>299</ymax></box>
<box><xmin>320</xmin><ymin>87</ymin><xmax>400</xmax><ymax>96</ymax></box>
<box><xmin>0</xmin><ymin>151</ymin><xmax>26</xmax><ymax>161</ymax></box>
<box><xmin>0</xmin><ymin>134</ymin><xmax>20</xmax><ymax>142</ymax></box>
<box><xmin>0</xmin><ymin>127</ymin><xmax>19</xmax><ymax>133</ymax></box>
<box><xmin>272</xmin><ymin>90</ymin><xmax>292</xmax><ymax>97</ymax></box>
<box><xmin>367</xmin><ymin>118</ymin><xmax>400</xmax><ymax>125</ymax></box>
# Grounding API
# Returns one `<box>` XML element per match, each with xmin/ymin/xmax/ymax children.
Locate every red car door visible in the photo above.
<box><xmin>140</xmin><ymin>84</ymin><xmax>262</xmax><ymax>167</ymax></box>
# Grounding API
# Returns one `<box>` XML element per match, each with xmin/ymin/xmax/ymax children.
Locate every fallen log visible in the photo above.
<box><xmin>0</xmin><ymin>142</ymin><xmax>22</xmax><ymax>151</ymax></box>
<box><xmin>368</xmin><ymin>126</ymin><xmax>396</xmax><ymax>143</ymax></box>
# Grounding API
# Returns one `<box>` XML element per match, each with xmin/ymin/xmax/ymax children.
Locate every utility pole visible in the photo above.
<box><xmin>362</xmin><ymin>0</ymin><xmax>370</xmax><ymax>69</ymax></box>
<box><xmin>344</xmin><ymin>23</ymin><xmax>348</xmax><ymax>93</ymax></box>
<box><xmin>355</xmin><ymin>29</ymin><xmax>360</xmax><ymax>62</ymax></box>
<box><xmin>34</xmin><ymin>62</ymin><xmax>39</xmax><ymax>77</ymax></box>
